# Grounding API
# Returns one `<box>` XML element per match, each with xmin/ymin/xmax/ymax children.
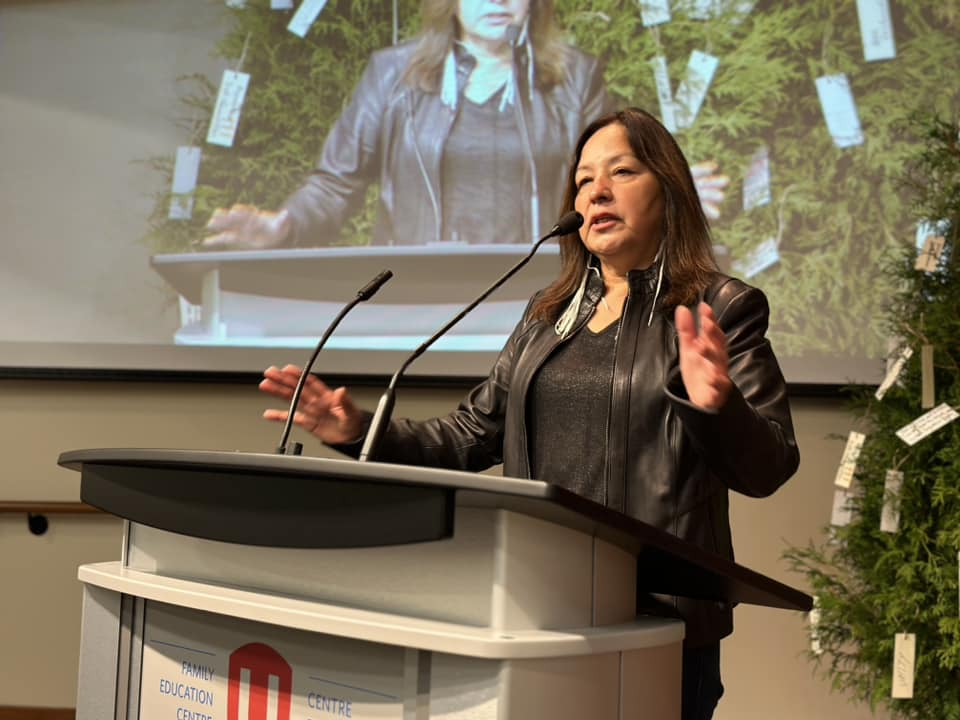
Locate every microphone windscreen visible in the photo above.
<box><xmin>357</xmin><ymin>269</ymin><xmax>393</xmax><ymax>300</ymax></box>
<box><xmin>554</xmin><ymin>211</ymin><xmax>584</xmax><ymax>236</ymax></box>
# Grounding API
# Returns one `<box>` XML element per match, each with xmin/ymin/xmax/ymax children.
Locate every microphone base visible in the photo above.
<box><xmin>276</xmin><ymin>442</ymin><xmax>303</xmax><ymax>456</ymax></box>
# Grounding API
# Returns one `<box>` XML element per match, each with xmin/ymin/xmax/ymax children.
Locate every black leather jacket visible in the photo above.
<box><xmin>283</xmin><ymin>40</ymin><xmax>609</xmax><ymax>246</ymax></box>
<box><xmin>360</xmin><ymin>269</ymin><xmax>799</xmax><ymax>646</ymax></box>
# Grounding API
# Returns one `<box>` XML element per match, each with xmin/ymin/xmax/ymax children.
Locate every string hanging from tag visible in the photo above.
<box><xmin>775</xmin><ymin>185</ymin><xmax>795</xmax><ymax>249</ymax></box>
<box><xmin>187</xmin><ymin>111</ymin><xmax>204</xmax><ymax>146</ymax></box>
<box><xmin>392</xmin><ymin>0</ymin><xmax>399</xmax><ymax>46</ymax></box>
<box><xmin>236</xmin><ymin>31</ymin><xmax>252</xmax><ymax>73</ymax></box>
<box><xmin>650</xmin><ymin>25</ymin><xmax>664</xmax><ymax>53</ymax></box>
<box><xmin>897</xmin><ymin>318</ymin><xmax>931</xmax><ymax>349</ymax></box>
<box><xmin>820</xmin><ymin>13</ymin><xmax>834</xmax><ymax>67</ymax></box>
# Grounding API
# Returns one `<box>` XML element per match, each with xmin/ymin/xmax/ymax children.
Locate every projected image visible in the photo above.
<box><xmin>0</xmin><ymin>0</ymin><xmax>957</xmax><ymax>380</ymax></box>
<box><xmin>141</xmin><ymin>0</ymin><xmax>959</xmax><ymax>378</ymax></box>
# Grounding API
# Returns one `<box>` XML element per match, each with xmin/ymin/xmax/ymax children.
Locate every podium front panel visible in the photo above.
<box><xmin>76</xmin><ymin>578</ymin><xmax>683</xmax><ymax>720</ymax></box>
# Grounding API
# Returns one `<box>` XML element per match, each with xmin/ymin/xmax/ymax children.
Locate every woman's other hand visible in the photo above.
<box><xmin>675</xmin><ymin>302</ymin><xmax>731</xmax><ymax>411</ymax></box>
<box><xmin>202</xmin><ymin>205</ymin><xmax>291</xmax><ymax>250</ymax></box>
<box><xmin>259</xmin><ymin>364</ymin><xmax>363</xmax><ymax>444</ymax></box>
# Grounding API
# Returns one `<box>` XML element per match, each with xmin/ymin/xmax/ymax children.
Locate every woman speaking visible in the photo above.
<box><xmin>258</xmin><ymin>107</ymin><xmax>799</xmax><ymax>720</ymax></box>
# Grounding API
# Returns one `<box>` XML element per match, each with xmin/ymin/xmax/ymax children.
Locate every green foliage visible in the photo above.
<box><xmin>143</xmin><ymin>0</ymin><xmax>419</xmax><ymax>253</ymax></box>
<box><xmin>552</xmin><ymin>0</ymin><xmax>960</xmax><ymax>361</ymax></box>
<box><xmin>144</xmin><ymin>0</ymin><xmax>960</xmax><ymax>361</ymax></box>
<box><xmin>784</xmin><ymin>113</ymin><xmax>960</xmax><ymax>718</ymax></box>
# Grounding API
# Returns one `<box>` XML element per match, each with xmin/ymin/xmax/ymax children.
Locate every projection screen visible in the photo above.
<box><xmin>0</xmin><ymin>0</ymin><xmax>957</xmax><ymax>383</ymax></box>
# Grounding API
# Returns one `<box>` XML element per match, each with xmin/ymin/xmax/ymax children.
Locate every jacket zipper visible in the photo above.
<box><xmin>667</xmin><ymin>330</ymin><xmax>684</xmax><ymax>538</ymax></box>
<box><xmin>406</xmin><ymin>93</ymin><xmax>443</xmax><ymax>244</ymax></box>
<box><xmin>602</xmin><ymin>291</ymin><xmax>629</xmax><ymax>508</ymax></box>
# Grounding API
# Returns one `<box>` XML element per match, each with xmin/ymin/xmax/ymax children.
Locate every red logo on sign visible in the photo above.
<box><xmin>227</xmin><ymin>643</ymin><xmax>292</xmax><ymax>720</ymax></box>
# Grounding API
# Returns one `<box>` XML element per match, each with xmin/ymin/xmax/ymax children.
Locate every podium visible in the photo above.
<box><xmin>151</xmin><ymin>246</ymin><xmax>561</xmax><ymax>349</ymax></box>
<box><xmin>60</xmin><ymin>449</ymin><xmax>811</xmax><ymax>720</ymax></box>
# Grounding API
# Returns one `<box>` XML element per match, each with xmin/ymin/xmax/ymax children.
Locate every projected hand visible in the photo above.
<box><xmin>691</xmin><ymin>161</ymin><xmax>729</xmax><ymax>221</ymax></box>
<box><xmin>260</xmin><ymin>364</ymin><xmax>364</xmax><ymax>445</ymax></box>
<box><xmin>201</xmin><ymin>205</ymin><xmax>291</xmax><ymax>250</ymax></box>
<box><xmin>675</xmin><ymin>302</ymin><xmax>731</xmax><ymax>411</ymax></box>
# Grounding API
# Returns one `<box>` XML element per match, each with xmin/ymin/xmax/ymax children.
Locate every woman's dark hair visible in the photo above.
<box><xmin>403</xmin><ymin>0</ymin><xmax>567</xmax><ymax>91</ymax></box>
<box><xmin>531</xmin><ymin>107</ymin><xmax>718</xmax><ymax>323</ymax></box>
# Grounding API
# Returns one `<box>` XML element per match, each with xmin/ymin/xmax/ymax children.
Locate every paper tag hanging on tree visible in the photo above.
<box><xmin>808</xmin><ymin>597</ymin><xmax>823</xmax><ymax>655</ymax></box>
<box><xmin>732</xmin><ymin>237</ymin><xmax>779</xmax><ymax>279</ymax></box>
<box><xmin>916</xmin><ymin>219</ymin><xmax>949</xmax><ymax>251</ymax></box>
<box><xmin>168</xmin><ymin>146</ymin><xmax>202</xmax><ymax>220</ymax></box>
<box><xmin>742</xmin><ymin>146</ymin><xmax>772</xmax><ymax>210</ymax></box>
<box><xmin>915</xmin><ymin>234</ymin><xmax>946</xmax><ymax>272</ymax></box>
<box><xmin>723</xmin><ymin>0</ymin><xmax>757</xmax><ymax>24</ymax></box>
<box><xmin>690</xmin><ymin>0</ymin><xmax>755</xmax><ymax>21</ymax></box>
<box><xmin>896</xmin><ymin>403</ymin><xmax>960</xmax><ymax>446</ymax></box>
<box><xmin>225</xmin><ymin>0</ymin><xmax>245</xmax><ymax>7</ymax></box>
<box><xmin>830</xmin><ymin>487</ymin><xmax>855</xmax><ymax>527</ymax></box>
<box><xmin>650</xmin><ymin>56</ymin><xmax>677</xmax><ymax>132</ymax></box>
<box><xmin>892</xmin><ymin>633</ymin><xmax>916</xmax><ymax>699</ymax></box>
<box><xmin>206</xmin><ymin>69</ymin><xmax>250</xmax><ymax>147</ymax></box>
<box><xmin>834</xmin><ymin>431</ymin><xmax>866</xmax><ymax>488</ymax></box>
<box><xmin>815</xmin><ymin>74</ymin><xmax>864</xmax><ymax>148</ymax></box>
<box><xmin>675</xmin><ymin>50</ymin><xmax>719</xmax><ymax>129</ymax></box>
<box><xmin>689</xmin><ymin>0</ymin><xmax>718</xmax><ymax>20</ymax></box>
<box><xmin>921</xmin><ymin>345</ymin><xmax>935</xmax><ymax>409</ymax></box>
<box><xmin>856</xmin><ymin>0</ymin><xmax>896</xmax><ymax>62</ymax></box>
<box><xmin>876</xmin><ymin>345</ymin><xmax>913</xmax><ymax>400</ymax></box>
<box><xmin>638</xmin><ymin>0</ymin><xmax>671</xmax><ymax>27</ymax></box>
<box><xmin>880</xmin><ymin>470</ymin><xmax>903</xmax><ymax>533</ymax></box>
<box><xmin>288</xmin><ymin>0</ymin><xmax>329</xmax><ymax>38</ymax></box>
<box><xmin>883</xmin><ymin>336</ymin><xmax>904</xmax><ymax>376</ymax></box>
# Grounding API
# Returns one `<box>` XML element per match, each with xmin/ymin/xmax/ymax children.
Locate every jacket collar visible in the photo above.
<box><xmin>573</xmin><ymin>260</ymin><xmax>667</xmax><ymax>329</ymax></box>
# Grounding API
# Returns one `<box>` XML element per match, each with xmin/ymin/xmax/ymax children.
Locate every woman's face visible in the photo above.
<box><xmin>573</xmin><ymin>122</ymin><xmax>665</xmax><ymax>271</ymax></box>
<box><xmin>455</xmin><ymin>0</ymin><xmax>531</xmax><ymax>47</ymax></box>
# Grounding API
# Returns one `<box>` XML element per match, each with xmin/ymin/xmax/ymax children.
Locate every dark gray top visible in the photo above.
<box><xmin>441</xmin><ymin>88</ymin><xmax>526</xmax><ymax>245</ymax></box>
<box><xmin>528</xmin><ymin>319</ymin><xmax>619</xmax><ymax>502</ymax></box>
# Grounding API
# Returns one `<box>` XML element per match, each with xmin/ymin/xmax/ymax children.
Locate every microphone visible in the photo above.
<box><xmin>276</xmin><ymin>269</ymin><xmax>393</xmax><ymax>456</ymax></box>
<box><xmin>358</xmin><ymin>211</ymin><xmax>583</xmax><ymax>462</ymax></box>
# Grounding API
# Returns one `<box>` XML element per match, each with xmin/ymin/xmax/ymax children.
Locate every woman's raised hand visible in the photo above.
<box><xmin>259</xmin><ymin>365</ymin><xmax>363</xmax><ymax>445</ymax></box>
<box><xmin>202</xmin><ymin>205</ymin><xmax>291</xmax><ymax>250</ymax></box>
<box><xmin>675</xmin><ymin>302</ymin><xmax>731</xmax><ymax>411</ymax></box>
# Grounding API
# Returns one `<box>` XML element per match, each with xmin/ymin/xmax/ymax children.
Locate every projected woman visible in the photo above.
<box><xmin>204</xmin><ymin>0</ymin><xmax>609</xmax><ymax>248</ymax></box>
